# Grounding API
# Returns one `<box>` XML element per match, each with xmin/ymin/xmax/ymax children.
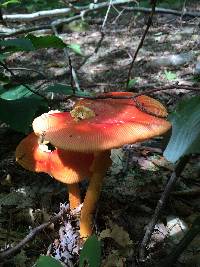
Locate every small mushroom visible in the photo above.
<box><xmin>32</xmin><ymin>92</ymin><xmax>171</xmax><ymax>239</ymax></box>
<box><xmin>16</xmin><ymin>132</ymin><xmax>93</xmax><ymax>209</ymax></box>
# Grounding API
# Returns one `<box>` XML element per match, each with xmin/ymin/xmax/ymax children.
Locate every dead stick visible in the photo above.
<box><xmin>126</xmin><ymin>0</ymin><xmax>157</xmax><ymax>88</ymax></box>
<box><xmin>0</xmin><ymin>209</ymin><xmax>66</xmax><ymax>260</ymax></box>
<box><xmin>139</xmin><ymin>156</ymin><xmax>189</xmax><ymax>262</ymax></box>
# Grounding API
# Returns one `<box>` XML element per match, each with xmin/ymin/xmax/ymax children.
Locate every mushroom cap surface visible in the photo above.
<box><xmin>16</xmin><ymin>133</ymin><xmax>93</xmax><ymax>184</ymax></box>
<box><xmin>16</xmin><ymin>132</ymin><xmax>50</xmax><ymax>173</ymax></box>
<box><xmin>32</xmin><ymin>92</ymin><xmax>171</xmax><ymax>152</ymax></box>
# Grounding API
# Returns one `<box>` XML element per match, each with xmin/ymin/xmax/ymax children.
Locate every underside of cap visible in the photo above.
<box><xmin>49</xmin><ymin>149</ymin><xmax>93</xmax><ymax>184</ymax></box>
<box><xmin>32</xmin><ymin>92</ymin><xmax>171</xmax><ymax>152</ymax></box>
<box><xmin>16</xmin><ymin>133</ymin><xmax>93</xmax><ymax>183</ymax></box>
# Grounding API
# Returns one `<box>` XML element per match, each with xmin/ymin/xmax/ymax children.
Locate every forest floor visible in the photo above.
<box><xmin>0</xmin><ymin>3</ymin><xmax>200</xmax><ymax>267</ymax></box>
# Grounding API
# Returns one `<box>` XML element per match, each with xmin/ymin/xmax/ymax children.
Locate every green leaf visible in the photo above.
<box><xmin>164</xmin><ymin>96</ymin><xmax>200</xmax><ymax>163</ymax></box>
<box><xmin>44</xmin><ymin>84</ymin><xmax>73</xmax><ymax>95</ymax></box>
<box><xmin>0</xmin><ymin>38</ymin><xmax>34</xmax><ymax>51</ymax></box>
<box><xmin>36</xmin><ymin>256</ymin><xmax>63</xmax><ymax>267</ymax></box>
<box><xmin>68</xmin><ymin>43</ymin><xmax>83</xmax><ymax>56</ymax></box>
<box><xmin>79</xmin><ymin>235</ymin><xmax>101</xmax><ymax>267</ymax></box>
<box><xmin>0</xmin><ymin>85</ymin><xmax>34</xmax><ymax>100</ymax></box>
<box><xmin>127</xmin><ymin>79</ymin><xmax>137</xmax><ymax>89</ymax></box>
<box><xmin>164</xmin><ymin>70</ymin><xmax>177</xmax><ymax>81</ymax></box>
<box><xmin>26</xmin><ymin>34</ymin><xmax>67</xmax><ymax>49</ymax></box>
<box><xmin>44</xmin><ymin>84</ymin><xmax>95</xmax><ymax>97</ymax></box>
<box><xmin>0</xmin><ymin>97</ymin><xmax>45</xmax><ymax>133</ymax></box>
<box><xmin>1</xmin><ymin>0</ymin><xmax>20</xmax><ymax>7</ymax></box>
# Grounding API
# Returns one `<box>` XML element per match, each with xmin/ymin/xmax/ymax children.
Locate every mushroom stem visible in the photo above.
<box><xmin>80</xmin><ymin>150</ymin><xmax>111</xmax><ymax>240</ymax></box>
<box><xmin>67</xmin><ymin>183</ymin><xmax>81</xmax><ymax>210</ymax></box>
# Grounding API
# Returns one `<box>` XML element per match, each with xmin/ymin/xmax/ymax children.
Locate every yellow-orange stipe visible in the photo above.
<box><xmin>79</xmin><ymin>150</ymin><xmax>112</xmax><ymax>239</ymax></box>
<box><xmin>67</xmin><ymin>183</ymin><xmax>81</xmax><ymax>210</ymax></box>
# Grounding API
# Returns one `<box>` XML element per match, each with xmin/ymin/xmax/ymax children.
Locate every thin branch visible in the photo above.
<box><xmin>0</xmin><ymin>61</ymin><xmax>50</xmax><ymax>103</ymax></box>
<box><xmin>123</xmin><ymin>6</ymin><xmax>200</xmax><ymax>18</ymax></box>
<box><xmin>2</xmin><ymin>0</ymin><xmax>136</xmax><ymax>22</ymax></box>
<box><xmin>159</xmin><ymin>215</ymin><xmax>200</xmax><ymax>267</ymax></box>
<box><xmin>2</xmin><ymin>8</ymin><xmax>72</xmax><ymax>22</ymax></box>
<box><xmin>126</xmin><ymin>0</ymin><xmax>157</xmax><ymax>88</ymax></box>
<box><xmin>101</xmin><ymin>0</ymin><xmax>113</xmax><ymax>29</ymax></box>
<box><xmin>2</xmin><ymin>3</ymin><xmax>199</xmax><ymax>37</ymax></box>
<box><xmin>51</xmin><ymin>25</ymin><xmax>80</xmax><ymax>93</ymax></box>
<box><xmin>0</xmin><ymin>209</ymin><xmax>67</xmax><ymax>260</ymax></box>
<box><xmin>0</xmin><ymin>67</ymin><xmax>47</xmax><ymax>79</ymax></box>
<box><xmin>0</xmin><ymin>25</ymin><xmax>52</xmax><ymax>37</ymax></box>
<box><xmin>28</xmin><ymin>83</ymin><xmax>200</xmax><ymax>103</ymax></box>
<box><xmin>139</xmin><ymin>156</ymin><xmax>190</xmax><ymax>262</ymax></box>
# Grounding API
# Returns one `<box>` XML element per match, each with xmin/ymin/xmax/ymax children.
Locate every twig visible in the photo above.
<box><xmin>0</xmin><ymin>209</ymin><xmax>67</xmax><ymax>260</ymax></box>
<box><xmin>2</xmin><ymin>4</ymin><xmax>200</xmax><ymax>37</ymax></box>
<box><xmin>123</xmin><ymin>6</ymin><xmax>200</xmax><ymax>18</ymax></box>
<box><xmin>139</xmin><ymin>156</ymin><xmax>190</xmax><ymax>262</ymax></box>
<box><xmin>2</xmin><ymin>0</ymin><xmax>136</xmax><ymax>22</ymax></box>
<box><xmin>126</xmin><ymin>0</ymin><xmax>157</xmax><ymax>89</ymax></box>
<box><xmin>51</xmin><ymin>25</ymin><xmax>80</xmax><ymax>93</ymax></box>
<box><xmin>0</xmin><ymin>25</ymin><xmax>52</xmax><ymax>37</ymax></box>
<box><xmin>0</xmin><ymin>61</ymin><xmax>49</xmax><ymax>102</ymax></box>
<box><xmin>180</xmin><ymin>0</ymin><xmax>187</xmax><ymax>25</ymax></box>
<box><xmin>101</xmin><ymin>0</ymin><xmax>113</xmax><ymax>29</ymax></box>
<box><xmin>2</xmin><ymin>7</ymin><xmax>71</xmax><ymax>22</ymax></box>
<box><xmin>23</xmin><ymin>83</ymin><xmax>200</xmax><ymax>104</ymax></box>
<box><xmin>0</xmin><ymin>67</ymin><xmax>46</xmax><ymax>79</ymax></box>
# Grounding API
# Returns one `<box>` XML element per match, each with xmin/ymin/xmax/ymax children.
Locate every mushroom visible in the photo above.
<box><xmin>16</xmin><ymin>132</ymin><xmax>93</xmax><ymax>209</ymax></box>
<box><xmin>32</xmin><ymin>92</ymin><xmax>171</xmax><ymax>239</ymax></box>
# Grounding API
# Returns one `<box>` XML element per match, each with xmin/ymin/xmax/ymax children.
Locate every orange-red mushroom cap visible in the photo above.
<box><xmin>32</xmin><ymin>92</ymin><xmax>171</xmax><ymax>152</ymax></box>
<box><xmin>16</xmin><ymin>133</ymin><xmax>93</xmax><ymax>184</ymax></box>
<box><xmin>16</xmin><ymin>132</ymin><xmax>50</xmax><ymax>173</ymax></box>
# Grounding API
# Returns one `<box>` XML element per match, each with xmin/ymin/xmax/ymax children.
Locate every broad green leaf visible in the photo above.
<box><xmin>164</xmin><ymin>96</ymin><xmax>200</xmax><ymax>163</ymax></box>
<box><xmin>0</xmin><ymin>38</ymin><xmax>34</xmax><ymax>51</ymax></box>
<box><xmin>44</xmin><ymin>84</ymin><xmax>73</xmax><ymax>95</ymax></box>
<box><xmin>44</xmin><ymin>84</ymin><xmax>94</xmax><ymax>97</ymax></box>
<box><xmin>164</xmin><ymin>70</ymin><xmax>177</xmax><ymax>81</ymax></box>
<box><xmin>68</xmin><ymin>44</ymin><xmax>83</xmax><ymax>56</ymax></box>
<box><xmin>1</xmin><ymin>0</ymin><xmax>20</xmax><ymax>7</ymax></box>
<box><xmin>36</xmin><ymin>256</ymin><xmax>63</xmax><ymax>267</ymax></box>
<box><xmin>79</xmin><ymin>235</ymin><xmax>101</xmax><ymax>267</ymax></box>
<box><xmin>0</xmin><ymin>97</ymin><xmax>45</xmax><ymax>132</ymax></box>
<box><xmin>0</xmin><ymin>85</ymin><xmax>34</xmax><ymax>100</ymax></box>
<box><xmin>26</xmin><ymin>34</ymin><xmax>67</xmax><ymax>49</ymax></box>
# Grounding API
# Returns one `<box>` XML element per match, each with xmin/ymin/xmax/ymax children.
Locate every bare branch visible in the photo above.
<box><xmin>51</xmin><ymin>25</ymin><xmax>80</xmax><ymax>93</ymax></box>
<box><xmin>0</xmin><ymin>208</ymin><xmax>67</xmax><ymax>260</ymax></box>
<box><xmin>123</xmin><ymin>6</ymin><xmax>200</xmax><ymax>18</ymax></box>
<box><xmin>2</xmin><ymin>0</ymin><xmax>136</xmax><ymax>22</ymax></box>
<box><xmin>126</xmin><ymin>0</ymin><xmax>158</xmax><ymax>88</ymax></box>
<box><xmin>139</xmin><ymin>156</ymin><xmax>189</xmax><ymax>262</ymax></box>
<box><xmin>3</xmin><ymin>8</ymin><xmax>72</xmax><ymax>22</ymax></box>
<box><xmin>101</xmin><ymin>0</ymin><xmax>113</xmax><ymax>29</ymax></box>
